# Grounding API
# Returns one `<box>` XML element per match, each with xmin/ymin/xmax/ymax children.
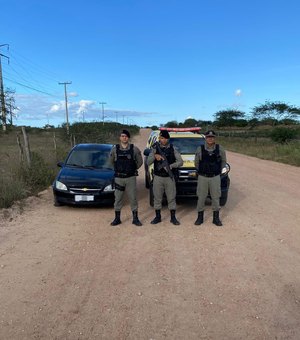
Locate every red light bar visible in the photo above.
<box><xmin>159</xmin><ymin>127</ymin><xmax>201</xmax><ymax>132</ymax></box>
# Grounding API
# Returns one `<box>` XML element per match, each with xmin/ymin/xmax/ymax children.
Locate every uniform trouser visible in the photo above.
<box><xmin>114</xmin><ymin>176</ymin><xmax>138</xmax><ymax>211</ymax></box>
<box><xmin>153</xmin><ymin>175</ymin><xmax>176</xmax><ymax>210</ymax></box>
<box><xmin>196</xmin><ymin>175</ymin><xmax>221</xmax><ymax>212</ymax></box>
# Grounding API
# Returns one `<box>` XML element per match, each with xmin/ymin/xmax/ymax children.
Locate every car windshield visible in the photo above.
<box><xmin>169</xmin><ymin>137</ymin><xmax>205</xmax><ymax>154</ymax></box>
<box><xmin>66</xmin><ymin>149</ymin><xmax>113</xmax><ymax>169</ymax></box>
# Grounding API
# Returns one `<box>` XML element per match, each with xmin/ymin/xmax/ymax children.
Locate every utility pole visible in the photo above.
<box><xmin>0</xmin><ymin>44</ymin><xmax>9</xmax><ymax>132</ymax></box>
<box><xmin>99</xmin><ymin>102</ymin><xmax>106</xmax><ymax>125</ymax></box>
<box><xmin>58</xmin><ymin>81</ymin><xmax>72</xmax><ymax>134</ymax></box>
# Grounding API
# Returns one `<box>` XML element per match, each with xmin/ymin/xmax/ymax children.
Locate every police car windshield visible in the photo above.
<box><xmin>169</xmin><ymin>137</ymin><xmax>205</xmax><ymax>154</ymax></box>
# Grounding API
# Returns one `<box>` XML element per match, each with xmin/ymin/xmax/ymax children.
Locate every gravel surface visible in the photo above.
<box><xmin>1</xmin><ymin>128</ymin><xmax>300</xmax><ymax>340</ymax></box>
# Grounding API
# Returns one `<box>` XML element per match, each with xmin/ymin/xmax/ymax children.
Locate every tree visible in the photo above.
<box><xmin>182</xmin><ymin>118</ymin><xmax>198</xmax><ymax>127</ymax></box>
<box><xmin>251</xmin><ymin>101</ymin><xmax>300</xmax><ymax>125</ymax></box>
<box><xmin>164</xmin><ymin>120</ymin><xmax>179</xmax><ymax>128</ymax></box>
<box><xmin>4</xmin><ymin>88</ymin><xmax>17</xmax><ymax>125</ymax></box>
<box><xmin>214</xmin><ymin>109</ymin><xmax>245</xmax><ymax>127</ymax></box>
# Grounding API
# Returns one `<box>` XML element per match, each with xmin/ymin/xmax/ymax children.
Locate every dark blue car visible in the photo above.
<box><xmin>52</xmin><ymin>144</ymin><xmax>115</xmax><ymax>206</ymax></box>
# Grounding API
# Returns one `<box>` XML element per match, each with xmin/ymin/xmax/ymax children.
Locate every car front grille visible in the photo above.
<box><xmin>69</xmin><ymin>187</ymin><xmax>100</xmax><ymax>194</ymax></box>
<box><xmin>178</xmin><ymin>169</ymin><xmax>198</xmax><ymax>181</ymax></box>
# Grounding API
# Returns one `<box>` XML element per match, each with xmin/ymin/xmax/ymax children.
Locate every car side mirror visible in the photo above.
<box><xmin>57</xmin><ymin>161</ymin><xmax>64</xmax><ymax>167</ymax></box>
<box><xmin>143</xmin><ymin>148</ymin><xmax>151</xmax><ymax>156</ymax></box>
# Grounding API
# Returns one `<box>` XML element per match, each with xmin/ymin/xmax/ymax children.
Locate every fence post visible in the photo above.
<box><xmin>16</xmin><ymin>132</ymin><xmax>24</xmax><ymax>162</ymax></box>
<box><xmin>21</xmin><ymin>126</ymin><xmax>31</xmax><ymax>166</ymax></box>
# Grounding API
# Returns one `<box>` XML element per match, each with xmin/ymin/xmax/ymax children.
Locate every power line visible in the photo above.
<box><xmin>4</xmin><ymin>50</ymin><xmax>62</xmax><ymax>96</ymax></box>
<box><xmin>4</xmin><ymin>76</ymin><xmax>61</xmax><ymax>98</ymax></box>
<box><xmin>6</xmin><ymin>64</ymin><xmax>60</xmax><ymax>96</ymax></box>
<box><xmin>7</xmin><ymin>48</ymin><xmax>62</xmax><ymax>82</ymax></box>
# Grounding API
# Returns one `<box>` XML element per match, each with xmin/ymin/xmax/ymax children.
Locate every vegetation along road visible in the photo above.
<box><xmin>0</xmin><ymin>129</ymin><xmax>300</xmax><ymax>339</ymax></box>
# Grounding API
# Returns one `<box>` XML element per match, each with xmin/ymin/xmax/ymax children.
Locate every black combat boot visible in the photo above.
<box><xmin>213</xmin><ymin>211</ymin><xmax>223</xmax><ymax>226</ymax></box>
<box><xmin>151</xmin><ymin>210</ymin><xmax>161</xmax><ymax>224</ymax></box>
<box><xmin>194</xmin><ymin>211</ymin><xmax>204</xmax><ymax>225</ymax></box>
<box><xmin>132</xmin><ymin>210</ymin><xmax>142</xmax><ymax>226</ymax></box>
<box><xmin>170</xmin><ymin>210</ymin><xmax>180</xmax><ymax>225</ymax></box>
<box><xmin>111</xmin><ymin>211</ymin><xmax>122</xmax><ymax>226</ymax></box>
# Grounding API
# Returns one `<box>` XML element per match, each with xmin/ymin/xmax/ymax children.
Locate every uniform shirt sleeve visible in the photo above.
<box><xmin>133</xmin><ymin>145</ymin><xmax>143</xmax><ymax>169</ymax></box>
<box><xmin>170</xmin><ymin>147</ymin><xmax>183</xmax><ymax>169</ymax></box>
<box><xmin>194</xmin><ymin>146</ymin><xmax>202</xmax><ymax>170</ymax></box>
<box><xmin>219</xmin><ymin>145</ymin><xmax>227</xmax><ymax>169</ymax></box>
<box><xmin>147</xmin><ymin>147</ymin><xmax>156</xmax><ymax>166</ymax></box>
<box><xmin>108</xmin><ymin>145</ymin><xmax>117</xmax><ymax>167</ymax></box>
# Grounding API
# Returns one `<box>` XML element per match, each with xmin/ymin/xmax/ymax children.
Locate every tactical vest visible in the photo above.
<box><xmin>197</xmin><ymin>144</ymin><xmax>222</xmax><ymax>177</ymax></box>
<box><xmin>154</xmin><ymin>144</ymin><xmax>176</xmax><ymax>177</ymax></box>
<box><xmin>114</xmin><ymin>144</ymin><xmax>137</xmax><ymax>178</ymax></box>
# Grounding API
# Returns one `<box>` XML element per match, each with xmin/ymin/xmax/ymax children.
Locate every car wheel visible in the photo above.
<box><xmin>220</xmin><ymin>192</ymin><xmax>228</xmax><ymax>206</ymax></box>
<box><xmin>54</xmin><ymin>197</ymin><xmax>64</xmax><ymax>207</ymax></box>
<box><xmin>149</xmin><ymin>184</ymin><xmax>154</xmax><ymax>207</ymax></box>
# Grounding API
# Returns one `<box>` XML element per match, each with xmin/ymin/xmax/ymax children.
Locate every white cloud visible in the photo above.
<box><xmin>68</xmin><ymin>92</ymin><xmax>79</xmax><ymax>97</ymax></box>
<box><xmin>77</xmin><ymin>100</ymin><xmax>96</xmax><ymax>113</ymax></box>
<box><xmin>235</xmin><ymin>89</ymin><xmax>242</xmax><ymax>96</ymax></box>
<box><xmin>49</xmin><ymin>103</ymin><xmax>63</xmax><ymax>113</ymax></box>
<box><xmin>13</xmin><ymin>93</ymin><xmax>157</xmax><ymax>127</ymax></box>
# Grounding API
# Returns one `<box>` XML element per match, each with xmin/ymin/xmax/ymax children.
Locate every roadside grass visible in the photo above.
<box><xmin>0</xmin><ymin>174</ymin><xmax>28</xmax><ymax>209</ymax></box>
<box><xmin>0</xmin><ymin>129</ymin><xmax>70</xmax><ymax>209</ymax></box>
<box><xmin>218</xmin><ymin>136</ymin><xmax>300</xmax><ymax>166</ymax></box>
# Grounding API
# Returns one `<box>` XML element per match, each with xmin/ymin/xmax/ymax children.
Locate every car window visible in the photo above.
<box><xmin>66</xmin><ymin>149</ymin><xmax>113</xmax><ymax>169</ymax></box>
<box><xmin>151</xmin><ymin>135</ymin><xmax>158</xmax><ymax>147</ymax></box>
<box><xmin>169</xmin><ymin>137</ymin><xmax>205</xmax><ymax>154</ymax></box>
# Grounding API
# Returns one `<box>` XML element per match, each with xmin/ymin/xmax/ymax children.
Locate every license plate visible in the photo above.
<box><xmin>75</xmin><ymin>195</ymin><xmax>94</xmax><ymax>202</ymax></box>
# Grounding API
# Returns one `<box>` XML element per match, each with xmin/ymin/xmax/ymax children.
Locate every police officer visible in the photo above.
<box><xmin>194</xmin><ymin>130</ymin><xmax>227</xmax><ymax>226</ymax></box>
<box><xmin>147</xmin><ymin>130</ymin><xmax>183</xmax><ymax>225</ymax></box>
<box><xmin>109</xmin><ymin>129</ymin><xmax>143</xmax><ymax>226</ymax></box>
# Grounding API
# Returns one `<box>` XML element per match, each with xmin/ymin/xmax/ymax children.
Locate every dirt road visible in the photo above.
<box><xmin>1</xmin><ymin>129</ymin><xmax>300</xmax><ymax>340</ymax></box>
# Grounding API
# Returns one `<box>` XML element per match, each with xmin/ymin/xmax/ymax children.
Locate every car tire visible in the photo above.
<box><xmin>220</xmin><ymin>192</ymin><xmax>228</xmax><ymax>206</ymax></box>
<box><xmin>149</xmin><ymin>184</ymin><xmax>154</xmax><ymax>207</ymax></box>
<box><xmin>54</xmin><ymin>197</ymin><xmax>64</xmax><ymax>207</ymax></box>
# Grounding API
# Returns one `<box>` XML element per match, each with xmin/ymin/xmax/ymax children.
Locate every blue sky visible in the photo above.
<box><xmin>1</xmin><ymin>0</ymin><xmax>300</xmax><ymax>128</ymax></box>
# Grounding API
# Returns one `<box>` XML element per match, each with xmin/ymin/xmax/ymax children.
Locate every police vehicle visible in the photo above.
<box><xmin>143</xmin><ymin>127</ymin><xmax>230</xmax><ymax>206</ymax></box>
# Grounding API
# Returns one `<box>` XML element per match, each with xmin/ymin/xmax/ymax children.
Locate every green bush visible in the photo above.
<box><xmin>270</xmin><ymin>127</ymin><xmax>298</xmax><ymax>143</ymax></box>
<box><xmin>66</xmin><ymin>122</ymin><xmax>140</xmax><ymax>144</ymax></box>
<box><xmin>18</xmin><ymin>152</ymin><xmax>56</xmax><ymax>194</ymax></box>
<box><xmin>0</xmin><ymin>176</ymin><xmax>28</xmax><ymax>209</ymax></box>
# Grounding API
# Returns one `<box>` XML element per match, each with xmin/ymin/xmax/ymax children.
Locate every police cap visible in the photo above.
<box><xmin>120</xmin><ymin>129</ymin><xmax>130</xmax><ymax>138</ymax></box>
<box><xmin>204</xmin><ymin>130</ymin><xmax>216</xmax><ymax>137</ymax></box>
<box><xmin>159</xmin><ymin>130</ymin><xmax>170</xmax><ymax>139</ymax></box>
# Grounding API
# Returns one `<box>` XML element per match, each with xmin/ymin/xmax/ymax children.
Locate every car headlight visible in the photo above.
<box><xmin>103</xmin><ymin>184</ymin><xmax>114</xmax><ymax>192</ymax></box>
<box><xmin>221</xmin><ymin>163</ymin><xmax>230</xmax><ymax>175</ymax></box>
<box><xmin>55</xmin><ymin>180</ymin><xmax>68</xmax><ymax>191</ymax></box>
